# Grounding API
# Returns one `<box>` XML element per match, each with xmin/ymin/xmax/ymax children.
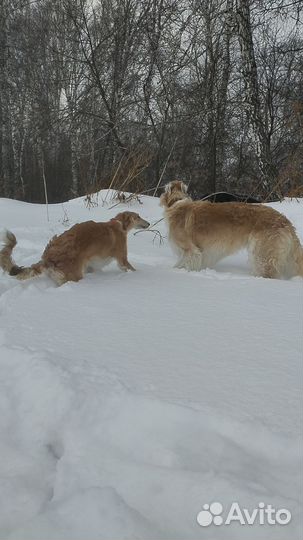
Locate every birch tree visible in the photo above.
<box><xmin>234</xmin><ymin>0</ymin><xmax>277</xmax><ymax>193</ymax></box>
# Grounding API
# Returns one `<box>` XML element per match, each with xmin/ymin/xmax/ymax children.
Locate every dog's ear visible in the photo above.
<box><xmin>180</xmin><ymin>182</ymin><xmax>188</xmax><ymax>193</ymax></box>
<box><xmin>113</xmin><ymin>212</ymin><xmax>131</xmax><ymax>230</ymax></box>
<box><xmin>164</xmin><ymin>182</ymin><xmax>173</xmax><ymax>194</ymax></box>
<box><xmin>121</xmin><ymin>212</ymin><xmax>132</xmax><ymax>231</ymax></box>
<box><xmin>165</xmin><ymin>181</ymin><xmax>188</xmax><ymax>194</ymax></box>
<box><xmin>159</xmin><ymin>193</ymin><xmax>168</xmax><ymax>207</ymax></box>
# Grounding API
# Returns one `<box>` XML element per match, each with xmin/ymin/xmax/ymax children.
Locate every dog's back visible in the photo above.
<box><xmin>42</xmin><ymin>219</ymin><xmax>135</xmax><ymax>281</ymax></box>
<box><xmin>42</xmin><ymin>220</ymin><xmax>119</xmax><ymax>269</ymax></box>
<box><xmin>178</xmin><ymin>200</ymin><xmax>295</xmax><ymax>235</ymax></box>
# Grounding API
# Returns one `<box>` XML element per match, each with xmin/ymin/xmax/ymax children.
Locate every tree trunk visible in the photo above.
<box><xmin>0</xmin><ymin>0</ymin><xmax>12</xmax><ymax>197</ymax></box>
<box><xmin>216</xmin><ymin>0</ymin><xmax>233</xmax><ymax>188</ymax></box>
<box><xmin>235</xmin><ymin>0</ymin><xmax>277</xmax><ymax>194</ymax></box>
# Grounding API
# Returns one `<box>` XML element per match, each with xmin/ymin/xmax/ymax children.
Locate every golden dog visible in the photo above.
<box><xmin>160</xmin><ymin>181</ymin><xmax>303</xmax><ymax>279</ymax></box>
<box><xmin>0</xmin><ymin>211</ymin><xmax>149</xmax><ymax>285</ymax></box>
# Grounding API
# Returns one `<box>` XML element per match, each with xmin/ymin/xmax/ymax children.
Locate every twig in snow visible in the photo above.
<box><xmin>133</xmin><ymin>218</ymin><xmax>165</xmax><ymax>245</ymax></box>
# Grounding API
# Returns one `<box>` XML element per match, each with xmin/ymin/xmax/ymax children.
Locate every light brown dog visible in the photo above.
<box><xmin>0</xmin><ymin>211</ymin><xmax>149</xmax><ymax>285</ymax></box>
<box><xmin>160</xmin><ymin>180</ymin><xmax>303</xmax><ymax>279</ymax></box>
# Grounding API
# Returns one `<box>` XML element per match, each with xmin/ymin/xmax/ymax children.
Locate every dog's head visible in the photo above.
<box><xmin>160</xmin><ymin>180</ymin><xmax>190</xmax><ymax>208</ymax></box>
<box><xmin>113</xmin><ymin>212</ymin><xmax>150</xmax><ymax>232</ymax></box>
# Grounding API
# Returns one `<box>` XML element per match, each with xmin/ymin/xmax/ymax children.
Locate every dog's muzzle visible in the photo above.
<box><xmin>138</xmin><ymin>219</ymin><xmax>150</xmax><ymax>229</ymax></box>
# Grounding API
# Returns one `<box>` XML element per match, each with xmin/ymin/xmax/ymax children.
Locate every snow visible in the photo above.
<box><xmin>0</xmin><ymin>191</ymin><xmax>302</xmax><ymax>540</ymax></box>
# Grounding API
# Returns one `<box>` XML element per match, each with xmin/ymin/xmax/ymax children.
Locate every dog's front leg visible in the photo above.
<box><xmin>115</xmin><ymin>241</ymin><xmax>136</xmax><ymax>271</ymax></box>
<box><xmin>117</xmin><ymin>256</ymin><xmax>136</xmax><ymax>272</ymax></box>
<box><xmin>119</xmin><ymin>261</ymin><xmax>136</xmax><ymax>272</ymax></box>
<box><xmin>174</xmin><ymin>253</ymin><xmax>186</xmax><ymax>269</ymax></box>
<box><xmin>178</xmin><ymin>247</ymin><xmax>204</xmax><ymax>271</ymax></box>
<box><xmin>174</xmin><ymin>247</ymin><xmax>190</xmax><ymax>269</ymax></box>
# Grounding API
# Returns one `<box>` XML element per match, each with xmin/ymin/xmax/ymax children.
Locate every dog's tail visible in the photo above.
<box><xmin>0</xmin><ymin>229</ymin><xmax>43</xmax><ymax>280</ymax></box>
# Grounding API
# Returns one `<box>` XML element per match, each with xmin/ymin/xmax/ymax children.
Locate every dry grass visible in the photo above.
<box><xmin>84</xmin><ymin>192</ymin><xmax>100</xmax><ymax>209</ymax></box>
<box><xmin>260</xmin><ymin>146</ymin><xmax>302</xmax><ymax>202</ymax></box>
<box><xmin>85</xmin><ymin>147</ymin><xmax>153</xmax><ymax>208</ymax></box>
<box><xmin>285</xmin><ymin>184</ymin><xmax>303</xmax><ymax>199</ymax></box>
<box><xmin>108</xmin><ymin>192</ymin><xmax>143</xmax><ymax>210</ymax></box>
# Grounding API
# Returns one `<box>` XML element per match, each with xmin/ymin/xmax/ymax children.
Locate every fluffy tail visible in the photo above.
<box><xmin>0</xmin><ymin>230</ymin><xmax>43</xmax><ymax>280</ymax></box>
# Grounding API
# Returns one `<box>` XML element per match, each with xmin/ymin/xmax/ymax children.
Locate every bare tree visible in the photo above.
<box><xmin>234</xmin><ymin>0</ymin><xmax>278</xmax><ymax>193</ymax></box>
<box><xmin>0</xmin><ymin>0</ymin><xmax>301</xmax><ymax>201</ymax></box>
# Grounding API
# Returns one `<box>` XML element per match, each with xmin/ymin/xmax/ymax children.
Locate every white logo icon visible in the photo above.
<box><xmin>197</xmin><ymin>502</ymin><xmax>223</xmax><ymax>527</ymax></box>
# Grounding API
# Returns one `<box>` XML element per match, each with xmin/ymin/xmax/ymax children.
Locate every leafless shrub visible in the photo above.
<box><xmin>60</xmin><ymin>205</ymin><xmax>70</xmax><ymax>227</ymax></box>
<box><xmin>84</xmin><ymin>193</ymin><xmax>100</xmax><ymax>209</ymax></box>
<box><xmin>85</xmin><ymin>147</ymin><xmax>152</xmax><ymax>207</ymax></box>
<box><xmin>108</xmin><ymin>192</ymin><xmax>143</xmax><ymax>210</ymax></box>
<box><xmin>286</xmin><ymin>185</ymin><xmax>303</xmax><ymax>200</ymax></box>
<box><xmin>268</xmin><ymin>145</ymin><xmax>303</xmax><ymax>201</ymax></box>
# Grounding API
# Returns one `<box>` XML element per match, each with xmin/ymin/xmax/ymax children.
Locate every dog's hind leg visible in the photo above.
<box><xmin>286</xmin><ymin>238</ymin><xmax>303</xmax><ymax>278</ymax></box>
<box><xmin>45</xmin><ymin>261</ymin><xmax>85</xmax><ymax>285</ymax></box>
<box><xmin>253</xmin><ymin>259</ymin><xmax>280</xmax><ymax>279</ymax></box>
<box><xmin>249</xmin><ymin>231</ymin><xmax>292</xmax><ymax>279</ymax></box>
<box><xmin>46</xmin><ymin>267</ymin><xmax>69</xmax><ymax>285</ymax></box>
